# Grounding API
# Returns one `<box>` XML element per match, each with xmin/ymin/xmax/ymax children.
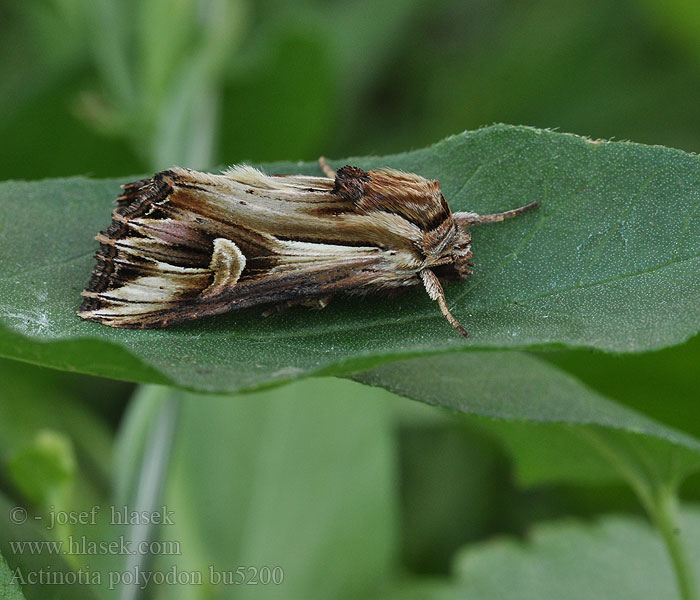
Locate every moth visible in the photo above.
<box><xmin>78</xmin><ymin>158</ymin><xmax>538</xmax><ymax>336</ymax></box>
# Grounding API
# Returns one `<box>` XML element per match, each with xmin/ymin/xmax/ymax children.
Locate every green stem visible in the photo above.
<box><xmin>650</xmin><ymin>487</ymin><xmax>698</xmax><ymax>600</ymax></box>
<box><xmin>577</xmin><ymin>428</ymin><xmax>698</xmax><ymax>600</ymax></box>
<box><xmin>119</xmin><ymin>390</ymin><xmax>181</xmax><ymax>600</ymax></box>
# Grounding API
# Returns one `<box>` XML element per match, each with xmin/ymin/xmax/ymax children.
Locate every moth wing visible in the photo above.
<box><xmin>78</xmin><ymin>168</ymin><xmax>391</xmax><ymax>328</ymax></box>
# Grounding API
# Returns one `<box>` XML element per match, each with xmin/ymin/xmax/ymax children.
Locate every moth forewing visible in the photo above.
<box><xmin>78</xmin><ymin>161</ymin><xmax>539</xmax><ymax>335</ymax></box>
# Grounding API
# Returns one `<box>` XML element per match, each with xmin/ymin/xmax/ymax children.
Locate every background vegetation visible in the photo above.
<box><xmin>1</xmin><ymin>0</ymin><xmax>699</xmax><ymax>598</ymax></box>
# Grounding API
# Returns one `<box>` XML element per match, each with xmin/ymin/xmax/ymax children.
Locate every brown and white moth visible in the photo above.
<box><xmin>78</xmin><ymin>158</ymin><xmax>538</xmax><ymax>336</ymax></box>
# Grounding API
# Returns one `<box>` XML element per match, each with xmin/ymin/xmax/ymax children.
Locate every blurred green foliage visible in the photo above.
<box><xmin>3</xmin><ymin>0</ymin><xmax>700</xmax><ymax>180</ymax></box>
<box><xmin>1</xmin><ymin>0</ymin><xmax>700</xmax><ymax>598</ymax></box>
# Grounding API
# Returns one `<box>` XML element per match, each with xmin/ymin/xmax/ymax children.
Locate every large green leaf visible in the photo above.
<box><xmin>355</xmin><ymin>351</ymin><xmax>700</xmax><ymax>597</ymax></box>
<box><xmin>353</xmin><ymin>351</ymin><xmax>700</xmax><ymax>487</ymax></box>
<box><xmin>388</xmin><ymin>509</ymin><xmax>700</xmax><ymax>600</ymax></box>
<box><xmin>542</xmin><ymin>332</ymin><xmax>700</xmax><ymax>440</ymax></box>
<box><xmin>1</xmin><ymin>125</ymin><xmax>699</xmax><ymax>391</ymax></box>
<box><xmin>142</xmin><ymin>379</ymin><xmax>397</xmax><ymax>600</ymax></box>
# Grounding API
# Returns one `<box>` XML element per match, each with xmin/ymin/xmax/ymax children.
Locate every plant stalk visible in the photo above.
<box><xmin>650</xmin><ymin>487</ymin><xmax>698</xmax><ymax>600</ymax></box>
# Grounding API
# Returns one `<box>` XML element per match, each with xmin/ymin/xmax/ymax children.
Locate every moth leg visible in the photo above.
<box><xmin>420</xmin><ymin>270</ymin><xmax>469</xmax><ymax>337</ymax></box>
<box><xmin>454</xmin><ymin>201</ymin><xmax>539</xmax><ymax>226</ymax></box>
<box><xmin>303</xmin><ymin>295</ymin><xmax>332</xmax><ymax>310</ymax></box>
<box><xmin>262</xmin><ymin>295</ymin><xmax>332</xmax><ymax>318</ymax></box>
<box><xmin>318</xmin><ymin>156</ymin><xmax>336</xmax><ymax>179</ymax></box>
<box><xmin>262</xmin><ymin>301</ymin><xmax>295</xmax><ymax>318</ymax></box>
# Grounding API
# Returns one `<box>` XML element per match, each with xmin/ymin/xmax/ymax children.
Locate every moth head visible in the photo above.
<box><xmin>429</xmin><ymin>222</ymin><xmax>473</xmax><ymax>281</ymax></box>
<box><xmin>436</xmin><ymin>201</ymin><xmax>539</xmax><ymax>279</ymax></box>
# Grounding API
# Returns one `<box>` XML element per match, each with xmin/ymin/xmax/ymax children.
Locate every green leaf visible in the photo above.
<box><xmin>543</xmin><ymin>332</ymin><xmax>700</xmax><ymax>440</ymax></box>
<box><xmin>1</xmin><ymin>125</ymin><xmax>699</xmax><ymax>391</ymax></box>
<box><xmin>0</xmin><ymin>379</ymin><xmax>398</xmax><ymax>598</ymax></box>
<box><xmin>388</xmin><ymin>509</ymin><xmax>700</xmax><ymax>600</ymax></box>
<box><xmin>0</xmin><ymin>549</ymin><xmax>26</xmax><ymax>600</ymax></box>
<box><xmin>395</xmin><ymin>421</ymin><xmax>508</xmax><ymax>574</ymax></box>
<box><xmin>353</xmin><ymin>351</ymin><xmax>700</xmax><ymax>487</ymax></box>
<box><xmin>0</xmin><ymin>492</ymin><xmax>100</xmax><ymax>600</ymax></box>
<box><xmin>138</xmin><ymin>378</ymin><xmax>397</xmax><ymax>600</ymax></box>
<box><xmin>354</xmin><ymin>352</ymin><xmax>700</xmax><ymax>598</ymax></box>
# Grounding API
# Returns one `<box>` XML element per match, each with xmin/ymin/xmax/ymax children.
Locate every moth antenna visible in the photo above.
<box><xmin>454</xmin><ymin>201</ymin><xmax>539</xmax><ymax>227</ymax></box>
<box><xmin>420</xmin><ymin>269</ymin><xmax>469</xmax><ymax>337</ymax></box>
<box><xmin>318</xmin><ymin>156</ymin><xmax>336</xmax><ymax>179</ymax></box>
